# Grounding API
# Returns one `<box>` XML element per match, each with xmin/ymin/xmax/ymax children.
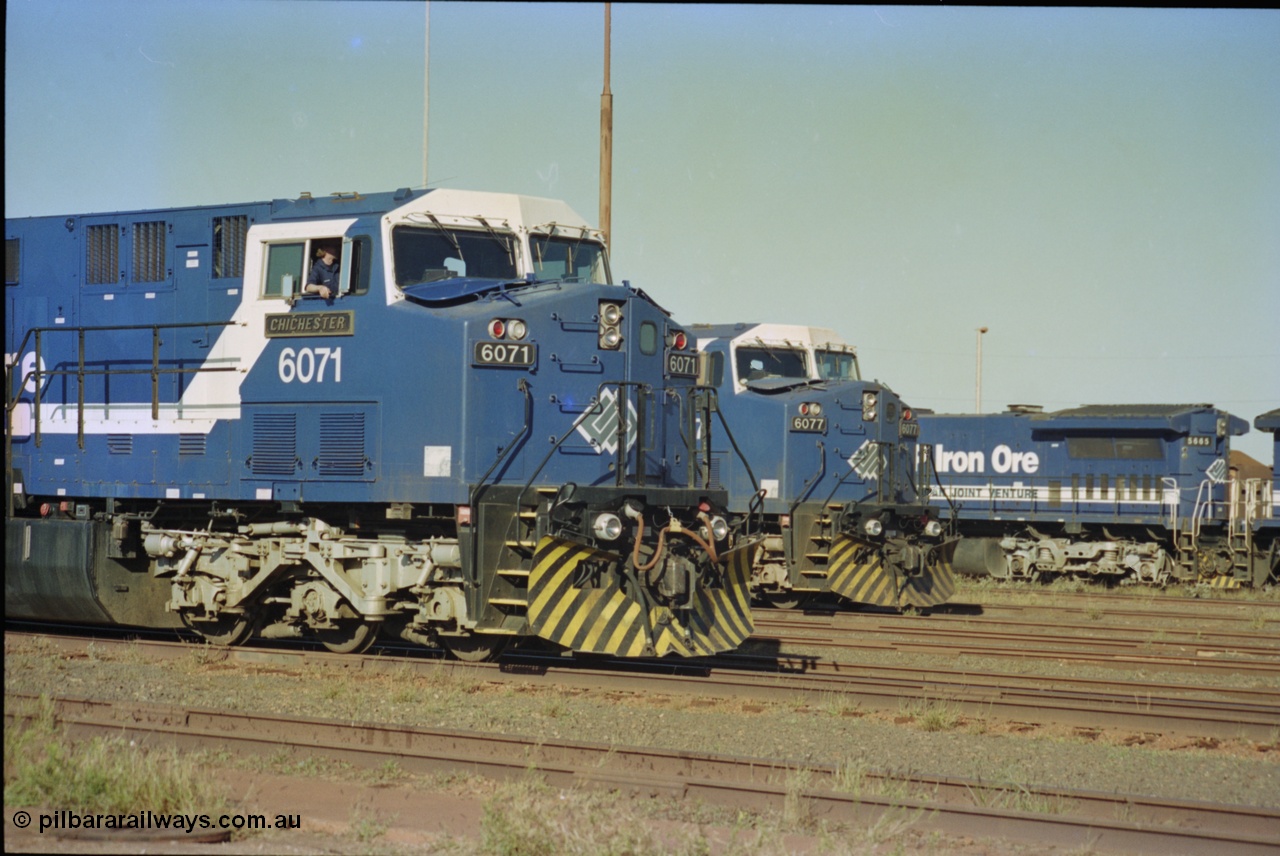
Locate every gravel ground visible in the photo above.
<box><xmin>5</xmin><ymin>629</ymin><xmax>1277</xmax><ymax>812</ymax></box>
<box><xmin>5</xmin><ymin>583</ymin><xmax>1274</xmax><ymax>849</ymax></box>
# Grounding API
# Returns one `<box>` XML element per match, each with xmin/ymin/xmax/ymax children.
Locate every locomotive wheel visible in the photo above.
<box><xmin>316</xmin><ymin>620</ymin><xmax>379</xmax><ymax>655</ymax></box>
<box><xmin>442</xmin><ymin>634</ymin><xmax>507</xmax><ymax>662</ymax></box>
<box><xmin>759</xmin><ymin>591</ymin><xmax>809</xmax><ymax>610</ymax></box>
<box><xmin>182</xmin><ymin>611</ymin><xmax>255</xmax><ymax>647</ymax></box>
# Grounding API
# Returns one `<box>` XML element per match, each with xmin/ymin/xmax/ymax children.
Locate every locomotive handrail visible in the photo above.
<box><xmin>689</xmin><ymin>385</ymin><xmax>760</xmax><ymax>499</ymax></box>
<box><xmin>514</xmin><ymin>379</ymin><xmax>650</xmax><ymax>516</ymax></box>
<box><xmin>468</xmin><ymin>378</ymin><xmax>535</xmax><ymax>593</ymax></box>
<box><xmin>1161</xmin><ymin>476</ymin><xmax>1181</xmax><ymax>533</ymax></box>
<box><xmin>470</xmin><ymin>378</ymin><xmax>534</xmax><ymax>508</ymax></box>
<box><xmin>921</xmin><ymin>444</ymin><xmax>960</xmax><ymax>525</ymax></box>
<box><xmin>784</xmin><ymin>440</ymin><xmax>826</xmax><ymax>568</ymax></box>
<box><xmin>789</xmin><ymin>440</ymin><xmax>827</xmax><ymax>518</ymax></box>
<box><xmin>6</xmin><ymin>320</ymin><xmax>239</xmax><ymax>451</ymax></box>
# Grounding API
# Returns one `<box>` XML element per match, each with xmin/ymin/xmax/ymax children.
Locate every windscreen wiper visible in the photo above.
<box><xmin>473</xmin><ymin>215</ymin><xmax>515</xmax><ymax>268</ymax></box>
<box><xmin>424</xmin><ymin>213</ymin><xmax>466</xmax><ymax>269</ymax></box>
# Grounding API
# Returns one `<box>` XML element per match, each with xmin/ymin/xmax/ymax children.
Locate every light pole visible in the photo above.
<box><xmin>599</xmin><ymin>3</ymin><xmax>612</xmax><ymax>249</ymax></box>
<box><xmin>975</xmin><ymin>326</ymin><xmax>988</xmax><ymax>413</ymax></box>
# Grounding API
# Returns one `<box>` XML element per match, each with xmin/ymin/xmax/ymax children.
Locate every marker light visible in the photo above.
<box><xmin>487</xmin><ymin>319</ymin><xmax>506</xmax><ymax>339</ymax></box>
<box><xmin>672</xmin><ymin>331</ymin><xmax>688</xmax><ymax>350</ymax></box>
<box><xmin>507</xmin><ymin>319</ymin><xmax>528</xmax><ymax>340</ymax></box>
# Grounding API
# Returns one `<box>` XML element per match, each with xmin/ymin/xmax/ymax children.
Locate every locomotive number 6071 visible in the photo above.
<box><xmin>474</xmin><ymin>341</ymin><xmax>537</xmax><ymax>367</ymax></box>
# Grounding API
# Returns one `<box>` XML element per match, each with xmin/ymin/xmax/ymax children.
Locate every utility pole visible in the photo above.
<box><xmin>975</xmin><ymin>326</ymin><xmax>989</xmax><ymax>413</ymax></box>
<box><xmin>422</xmin><ymin>2</ymin><xmax>430</xmax><ymax>188</ymax></box>
<box><xmin>599</xmin><ymin>3</ymin><xmax>612</xmax><ymax>248</ymax></box>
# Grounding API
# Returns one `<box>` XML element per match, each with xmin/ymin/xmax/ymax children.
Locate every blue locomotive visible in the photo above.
<box><xmin>918</xmin><ymin>404</ymin><xmax>1275</xmax><ymax>588</ymax></box>
<box><xmin>1251</xmin><ymin>409</ymin><xmax>1279</xmax><ymax>581</ymax></box>
<box><xmin>690</xmin><ymin>323</ymin><xmax>956</xmax><ymax>610</ymax></box>
<box><xmin>4</xmin><ymin>188</ymin><xmax>755</xmax><ymax>658</ymax></box>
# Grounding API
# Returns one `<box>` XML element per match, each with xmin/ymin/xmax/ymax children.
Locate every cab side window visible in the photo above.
<box><xmin>264</xmin><ymin>243</ymin><xmax>304</xmax><ymax>298</ymax></box>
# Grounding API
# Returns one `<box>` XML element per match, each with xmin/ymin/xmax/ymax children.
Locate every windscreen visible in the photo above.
<box><xmin>736</xmin><ymin>347</ymin><xmax>807</xmax><ymax>382</ymax></box>
<box><xmin>529</xmin><ymin>234</ymin><xmax>610</xmax><ymax>284</ymax></box>
<box><xmin>392</xmin><ymin>226</ymin><xmax>517</xmax><ymax>287</ymax></box>
<box><xmin>816</xmin><ymin>349</ymin><xmax>860</xmax><ymax>382</ymax></box>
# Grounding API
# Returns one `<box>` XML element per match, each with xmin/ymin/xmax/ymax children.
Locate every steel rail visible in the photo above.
<box><xmin>8</xmin><ymin>692</ymin><xmax>1278</xmax><ymax>856</ymax></box>
<box><xmin>753</xmin><ymin>617</ymin><xmax>1280</xmax><ymax>672</ymax></box>
<box><xmin>758</xmin><ymin>614</ymin><xmax>1280</xmax><ymax>656</ymax></box>
<box><xmin>9</xmin><ymin>630</ymin><xmax>1279</xmax><ymax>741</ymax></box>
<box><xmin>942</xmin><ymin>600</ymin><xmax>1280</xmax><ymax>626</ymax></box>
<box><xmin>752</xmin><ymin>631</ymin><xmax>1280</xmax><ymax>677</ymax></box>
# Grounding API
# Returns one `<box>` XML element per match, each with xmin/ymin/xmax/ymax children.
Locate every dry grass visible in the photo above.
<box><xmin>4</xmin><ymin>696</ymin><xmax>229</xmax><ymax>815</ymax></box>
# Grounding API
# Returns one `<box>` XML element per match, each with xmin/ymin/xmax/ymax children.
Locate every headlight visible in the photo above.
<box><xmin>924</xmin><ymin>520</ymin><xmax>943</xmax><ymax>537</ymax></box>
<box><xmin>861</xmin><ymin>391</ymin><xmax>878</xmax><ymax>422</ymax></box>
<box><xmin>593</xmin><ymin>512</ymin><xmax>624</xmax><ymax>541</ymax></box>
<box><xmin>864</xmin><ymin>518</ymin><xmax>883</xmax><ymax>537</ymax></box>
<box><xmin>709</xmin><ymin>515</ymin><xmax>730</xmax><ymax>542</ymax></box>
<box><xmin>598</xmin><ymin>301</ymin><xmax>624</xmax><ymax>349</ymax></box>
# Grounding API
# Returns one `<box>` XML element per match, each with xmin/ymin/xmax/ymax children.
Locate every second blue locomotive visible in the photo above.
<box><xmin>692</xmin><ymin>323</ymin><xmax>957</xmax><ymax>610</ymax></box>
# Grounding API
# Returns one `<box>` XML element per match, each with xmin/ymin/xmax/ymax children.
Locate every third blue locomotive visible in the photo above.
<box><xmin>918</xmin><ymin>404</ymin><xmax>1275</xmax><ymax>588</ymax></box>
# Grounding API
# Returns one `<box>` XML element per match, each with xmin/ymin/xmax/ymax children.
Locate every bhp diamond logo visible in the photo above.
<box><xmin>575</xmin><ymin>387</ymin><xmax>638</xmax><ymax>455</ymax></box>
<box><xmin>847</xmin><ymin>440</ymin><xmax>883</xmax><ymax>481</ymax></box>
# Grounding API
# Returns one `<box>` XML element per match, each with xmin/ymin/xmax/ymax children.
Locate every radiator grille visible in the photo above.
<box><xmin>213</xmin><ymin>215</ymin><xmax>248</xmax><ymax>278</ymax></box>
<box><xmin>86</xmin><ymin>225</ymin><xmax>119</xmax><ymax>285</ymax></box>
<box><xmin>318</xmin><ymin>412</ymin><xmax>366</xmax><ymax>477</ymax></box>
<box><xmin>179</xmin><ymin>434</ymin><xmax>207</xmax><ymax>457</ymax></box>
<box><xmin>251</xmin><ymin>413</ymin><xmax>297</xmax><ymax>476</ymax></box>
<box><xmin>132</xmin><ymin>221</ymin><xmax>167</xmax><ymax>283</ymax></box>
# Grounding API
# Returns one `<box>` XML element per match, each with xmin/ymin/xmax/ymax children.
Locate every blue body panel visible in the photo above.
<box><xmin>693</xmin><ymin>324</ymin><xmax>921</xmax><ymax>514</ymax></box>
<box><xmin>6</xmin><ymin>191</ymin><xmax>692</xmax><ymax>507</ymax></box>
<box><xmin>918</xmin><ymin>406</ymin><xmax>1244</xmax><ymax>527</ymax></box>
<box><xmin>916</xmin><ymin>405</ymin><xmax>1272</xmax><ymax>586</ymax></box>
<box><xmin>689</xmin><ymin>323</ymin><xmax>955</xmax><ymax>609</ymax></box>
<box><xmin>1252</xmin><ymin>409</ymin><xmax>1280</xmax><ymax>553</ymax></box>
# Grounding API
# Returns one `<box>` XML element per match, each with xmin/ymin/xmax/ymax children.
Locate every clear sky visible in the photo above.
<box><xmin>6</xmin><ymin>2</ymin><xmax>1278</xmax><ymax>461</ymax></box>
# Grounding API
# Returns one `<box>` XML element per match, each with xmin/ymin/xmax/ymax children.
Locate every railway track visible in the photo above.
<box><xmin>8</xmin><ymin>691</ymin><xmax>1277</xmax><ymax>855</ymax></box>
<box><xmin>954</xmin><ymin>586</ymin><xmax>1280</xmax><ymax>609</ymax></box>
<box><xmin>9</xmin><ymin>629</ymin><xmax>1280</xmax><ymax>741</ymax></box>
<box><xmin>752</xmin><ymin>611</ymin><xmax>1280</xmax><ymax>676</ymax></box>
